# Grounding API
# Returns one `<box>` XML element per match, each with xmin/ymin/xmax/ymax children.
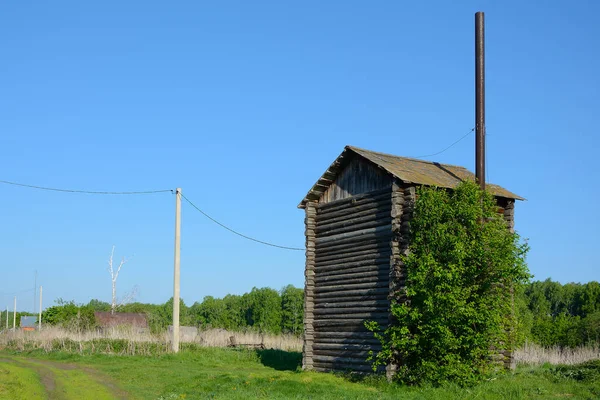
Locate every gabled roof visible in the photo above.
<box><xmin>299</xmin><ymin>145</ymin><xmax>523</xmax><ymax>208</ymax></box>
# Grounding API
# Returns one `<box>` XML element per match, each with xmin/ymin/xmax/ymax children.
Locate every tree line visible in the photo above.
<box><xmin>42</xmin><ymin>285</ymin><xmax>304</xmax><ymax>336</ymax></box>
<box><xmin>517</xmin><ymin>279</ymin><xmax>600</xmax><ymax>347</ymax></box>
<box><xmin>39</xmin><ymin>280</ymin><xmax>599</xmax><ymax>347</ymax></box>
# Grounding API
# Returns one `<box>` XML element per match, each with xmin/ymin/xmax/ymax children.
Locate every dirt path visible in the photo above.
<box><xmin>0</xmin><ymin>357</ymin><xmax>130</xmax><ymax>399</ymax></box>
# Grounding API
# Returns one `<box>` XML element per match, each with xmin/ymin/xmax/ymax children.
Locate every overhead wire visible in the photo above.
<box><xmin>180</xmin><ymin>193</ymin><xmax>304</xmax><ymax>251</ymax></box>
<box><xmin>412</xmin><ymin>128</ymin><xmax>475</xmax><ymax>159</ymax></box>
<box><xmin>0</xmin><ymin>127</ymin><xmax>477</xmax><ymax>253</ymax></box>
<box><xmin>0</xmin><ymin>180</ymin><xmax>173</xmax><ymax>195</ymax></box>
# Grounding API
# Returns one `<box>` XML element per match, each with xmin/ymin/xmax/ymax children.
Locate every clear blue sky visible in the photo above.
<box><xmin>1</xmin><ymin>1</ymin><xmax>598</xmax><ymax>312</ymax></box>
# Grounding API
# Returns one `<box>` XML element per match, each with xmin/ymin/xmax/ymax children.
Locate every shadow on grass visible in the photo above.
<box><xmin>256</xmin><ymin>349</ymin><xmax>302</xmax><ymax>371</ymax></box>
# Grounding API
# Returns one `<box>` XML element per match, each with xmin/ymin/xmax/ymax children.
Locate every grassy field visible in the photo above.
<box><xmin>1</xmin><ymin>346</ymin><xmax>600</xmax><ymax>400</ymax></box>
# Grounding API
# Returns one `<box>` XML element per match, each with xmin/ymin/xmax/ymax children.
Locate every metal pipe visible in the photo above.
<box><xmin>475</xmin><ymin>11</ymin><xmax>485</xmax><ymax>190</ymax></box>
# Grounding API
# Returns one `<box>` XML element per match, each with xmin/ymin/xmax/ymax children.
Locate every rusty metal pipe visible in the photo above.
<box><xmin>475</xmin><ymin>11</ymin><xmax>485</xmax><ymax>191</ymax></box>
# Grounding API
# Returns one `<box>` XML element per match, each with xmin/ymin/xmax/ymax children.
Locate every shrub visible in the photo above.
<box><xmin>366</xmin><ymin>181</ymin><xmax>530</xmax><ymax>386</ymax></box>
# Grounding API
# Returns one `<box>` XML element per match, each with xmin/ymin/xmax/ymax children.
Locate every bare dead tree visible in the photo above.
<box><xmin>108</xmin><ymin>246</ymin><xmax>133</xmax><ymax>314</ymax></box>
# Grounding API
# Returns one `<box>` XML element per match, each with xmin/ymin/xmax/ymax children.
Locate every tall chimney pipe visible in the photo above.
<box><xmin>475</xmin><ymin>11</ymin><xmax>485</xmax><ymax>190</ymax></box>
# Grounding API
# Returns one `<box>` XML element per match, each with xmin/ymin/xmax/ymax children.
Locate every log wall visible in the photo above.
<box><xmin>319</xmin><ymin>157</ymin><xmax>392</xmax><ymax>204</ymax></box>
<box><xmin>304</xmin><ymin>187</ymin><xmax>393</xmax><ymax>373</ymax></box>
<box><xmin>302</xmin><ymin>202</ymin><xmax>317</xmax><ymax>370</ymax></box>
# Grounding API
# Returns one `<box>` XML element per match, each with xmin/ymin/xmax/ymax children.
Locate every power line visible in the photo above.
<box><xmin>412</xmin><ymin>128</ymin><xmax>475</xmax><ymax>159</ymax></box>
<box><xmin>180</xmin><ymin>193</ymin><xmax>304</xmax><ymax>251</ymax></box>
<box><xmin>0</xmin><ymin>179</ymin><xmax>173</xmax><ymax>195</ymax></box>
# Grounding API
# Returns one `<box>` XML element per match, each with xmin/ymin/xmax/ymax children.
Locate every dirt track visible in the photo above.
<box><xmin>0</xmin><ymin>357</ymin><xmax>129</xmax><ymax>400</ymax></box>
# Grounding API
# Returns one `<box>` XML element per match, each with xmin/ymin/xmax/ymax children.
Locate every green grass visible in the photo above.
<box><xmin>0</xmin><ymin>362</ymin><xmax>46</xmax><ymax>400</ymax></box>
<box><xmin>1</xmin><ymin>347</ymin><xmax>599</xmax><ymax>399</ymax></box>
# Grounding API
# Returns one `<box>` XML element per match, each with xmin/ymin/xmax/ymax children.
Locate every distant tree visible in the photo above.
<box><xmin>87</xmin><ymin>299</ymin><xmax>111</xmax><ymax>312</ymax></box>
<box><xmin>247</xmin><ymin>287</ymin><xmax>282</xmax><ymax>334</ymax></box>
<box><xmin>107</xmin><ymin>246</ymin><xmax>137</xmax><ymax>314</ymax></box>
<box><xmin>281</xmin><ymin>285</ymin><xmax>304</xmax><ymax>335</ymax></box>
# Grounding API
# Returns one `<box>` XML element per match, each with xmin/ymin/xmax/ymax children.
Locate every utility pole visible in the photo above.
<box><xmin>13</xmin><ymin>296</ymin><xmax>16</xmax><ymax>330</ymax></box>
<box><xmin>5</xmin><ymin>306</ymin><xmax>8</xmax><ymax>330</ymax></box>
<box><xmin>172</xmin><ymin>188</ymin><xmax>182</xmax><ymax>353</ymax></box>
<box><xmin>475</xmin><ymin>11</ymin><xmax>486</xmax><ymax>191</ymax></box>
<box><xmin>33</xmin><ymin>270</ymin><xmax>37</xmax><ymax>314</ymax></box>
<box><xmin>39</xmin><ymin>286</ymin><xmax>43</xmax><ymax>331</ymax></box>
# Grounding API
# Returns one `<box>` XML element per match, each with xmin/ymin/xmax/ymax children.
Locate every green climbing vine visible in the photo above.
<box><xmin>366</xmin><ymin>180</ymin><xmax>530</xmax><ymax>386</ymax></box>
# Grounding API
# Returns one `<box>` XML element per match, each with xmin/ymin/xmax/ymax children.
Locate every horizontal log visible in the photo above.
<box><xmin>316</xmin><ymin>201</ymin><xmax>392</xmax><ymax>223</ymax></box>
<box><xmin>314</xmin><ymin>312</ymin><xmax>389</xmax><ymax>320</ymax></box>
<box><xmin>314</xmin><ymin>299</ymin><xmax>389</xmax><ymax>309</ymax></box>
<box><xmin>313</xmin><ymin>342</ymin><xmax>381</xmax><ymax>351</ymax></box>
<box><xmin>315</xmin><ymin>240</ymin><xmax>391</xmax><ymax>259</ymax></box>
<box><xmin>315</xmin><ymin>247</ymin><xmax>392</xmax><ymax>265</ymax></box>
<box><xmin>318</xmin><ymin>219</ymin><xmax>392</xmax><ymax>239</ymax></box>
<box><xmin>315</xmin><ymin>298</ymin><xmax>389</xmax><ymax>309</ymax></box>
<box><xmin>314</xmin><ymin>307</ymin><xmax>388</xmax><ymax>316</ymax></box>
<box><xmin>315</xmin><ymin>287</ymin><xmax>389</xmax><ymax>300</ymax></box>
<box><xmin>313</xmin><ymin>350</ymin><xmax>376</xmax><ymax>359</ymax></box>
<box><xmin>315</xmin><ymin>251</ymin><xmax>392</xmax><ymax>268</ymax></box>
<box><xmin>315</xmin><ymin>270</ymin><xmax>389</xmax><ymax>285</ymax></box>
<box><xmin>314</xmin><ymin>331</ymin><xmax>377</xmax><ymax>339</ymax></box>
<box><xmin>316</xmin><ymin>206</ymin><xmax>392</xmax><ymax>231</ymax></box>
<box><xmin>315</xmin><ymin>281</ymin><xmax>389</xmax><ymax>294</ymax></box>
<box><xmin>316</xmin><ymin>211</ymin><xmax>392</xmax><ymax>234</ymax></box>
<box><xmin>315</xmin><ymin>337</ymin><xmax>380</xmax><ymax>345</ymax></box>
<box><xmin>316</xmin><ymin>264</ymin><xmax>389</xmax><ymax>279</ymax></box>
<box><xmin>318</xmin><ymin>194</ymin><xmax>391</xmax><ymax>215</ymax></box>
<box><xmin>315</xmin><ymin>225</ymin><xmax>392</xmax><ymax>245</ymax></box>
<box><xmin>314</xmin><ymin>319</ymin><xmax>387</xmax><ymax>328</ymax></box>
<box><xmin>317</xmin><ymin>188</ymin><xmax>392</xmax><ymax>212</ymax></box>
<box><xmin>315</xmin><ymin>231</ymin><xmax>392</xmax><ymax>251</ymax></box>
<box><xmin>316</xmin><ymin>258</ymin><xmax>391</xmax><ymax>273</ymax></box>
<box><xmin>315</xmin><ymin>276</ymin><xmax>389</xmax><ymax>289</ymax></box>
<box><xmin>312</xmin><ymin>355</ymin><xmax>372</xmax><ymax>366</ymax></box>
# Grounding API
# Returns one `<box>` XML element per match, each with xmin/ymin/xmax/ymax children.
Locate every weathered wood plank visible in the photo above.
<box><xmin>317</xmin><ymin>187</ymin><xmax>392</xmax><ymax>211</ymax></box>
<box><xmin>315</xmin><ymin>281</ymin><xmax>389</xmax><ymax>294</ymax></box>
<box><xmin>315</xmin><ymin>270</ymin><xmax>389</xmax><ymax>285</ymax></box>
<box><xmin>315</xmin><ymin>225</ymin><xmax>392</xmax><ymax>245</ymax></box>
<box><xmin>314</xmin><ymin>307</ymin><xmax>388</xmax><ymax>315</ymax></box>
<box><xmin>316</xmin><ymin>208</ymin><xmax>392</xmax><ymax>231</ymax></box>
<box><xmin>315</xmin><ymin>258</ymin><xmax>390</xmax><ymax>273</ymax></box>
<box><xmin>312</xmin><ymin>355</ymin><xmax>372</xmax><ymax>365</ymax></box>
<box><xmin>315</xmin><ymin>231</ymin><xmax>392</xmax><ymax>251</ymax></box>
<box><xmin>314</xmin><ymin>319</ymin><xmax>387</xmax><ymax>328</ymax></box>
<box><xmin>315</xmin><ymin>264</ymin><xmax>389</xmax><ymax>279</ymax></box>
<box><xmin>318</xmin><ymin>219</ymin><xmax>392</xmax><ymax>239</ymax></box>
<box><xmin>316</xmin><ymin>200</ymin><xmax>392</xmax><ymax>222</ymax></box>
<box><xmin>314</xmin><ymin>337</ymin><xmax>381</xmax><ymax>345</ymax></box>
<box><xmin>313</xmin><ymin>312</ymin><xmax>389</xmax><ymax>320</ymax></box>
<box><xmin>316</xmin><ymin>211</ymin><xmax>392</xmax><ymax>234</ymax></box>
<box><xmin>314</xmin><ymin>240</ymin><xmax>391</xmax><ymax>259</ymax></box>
<box><xmin>315</xmin><ymin>276</ymin><xmax>390</xmax><ymax>289</ymax></box>
<box><xmin>315</xmin><ymin>251</ymin><xmax>392</xmax><ymax>268</ymax></box>
<box><xmin>314</xmin><ymin>299</ymin><xmax>389</xmax><ymax>309</ymax></box>
<box><xmin>315</xmin><ymin>287</ymin><xmax>389</xmax><ymax>300</ymax></box>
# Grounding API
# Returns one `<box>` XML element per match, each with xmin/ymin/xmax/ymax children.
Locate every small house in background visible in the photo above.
<box><xmin>20</xmin><ymin>316</ymin><xmax>37</xmax><ymax>331</ymax></box>
<box><xmin>299</xmin><ymin>145</ymin><xmax>523</xmax><ymax>374</ymax></box>
<box><xmin>94</xmin><ymin>312</ymin><xmax>148</xmax><ymax>332</ymax></box>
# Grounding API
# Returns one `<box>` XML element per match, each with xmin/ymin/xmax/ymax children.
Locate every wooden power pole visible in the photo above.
<box><xmin>172</xmin><ymin>188</ymin><xmax>182</xmax><ymax>352</ymax></box>
<box><xmin>13</xmin><ymin>296</ymin><xmax>16</xmax><ymax>330</ymax></box>
<box><xmin>475</xmin><ymin>11</ymin><xmax>486</xmax><ymax>190</ymax></box>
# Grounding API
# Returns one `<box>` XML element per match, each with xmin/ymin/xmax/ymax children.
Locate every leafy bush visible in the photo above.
<box><xmin>43</xmin><ymin>299</ymin><xmax>97</xmax><ymax>331</ymax></box>
<box><xmin>367</xmin><ymin>181</ymin><xmax>530</xmax><ymax>386</ymax></box>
